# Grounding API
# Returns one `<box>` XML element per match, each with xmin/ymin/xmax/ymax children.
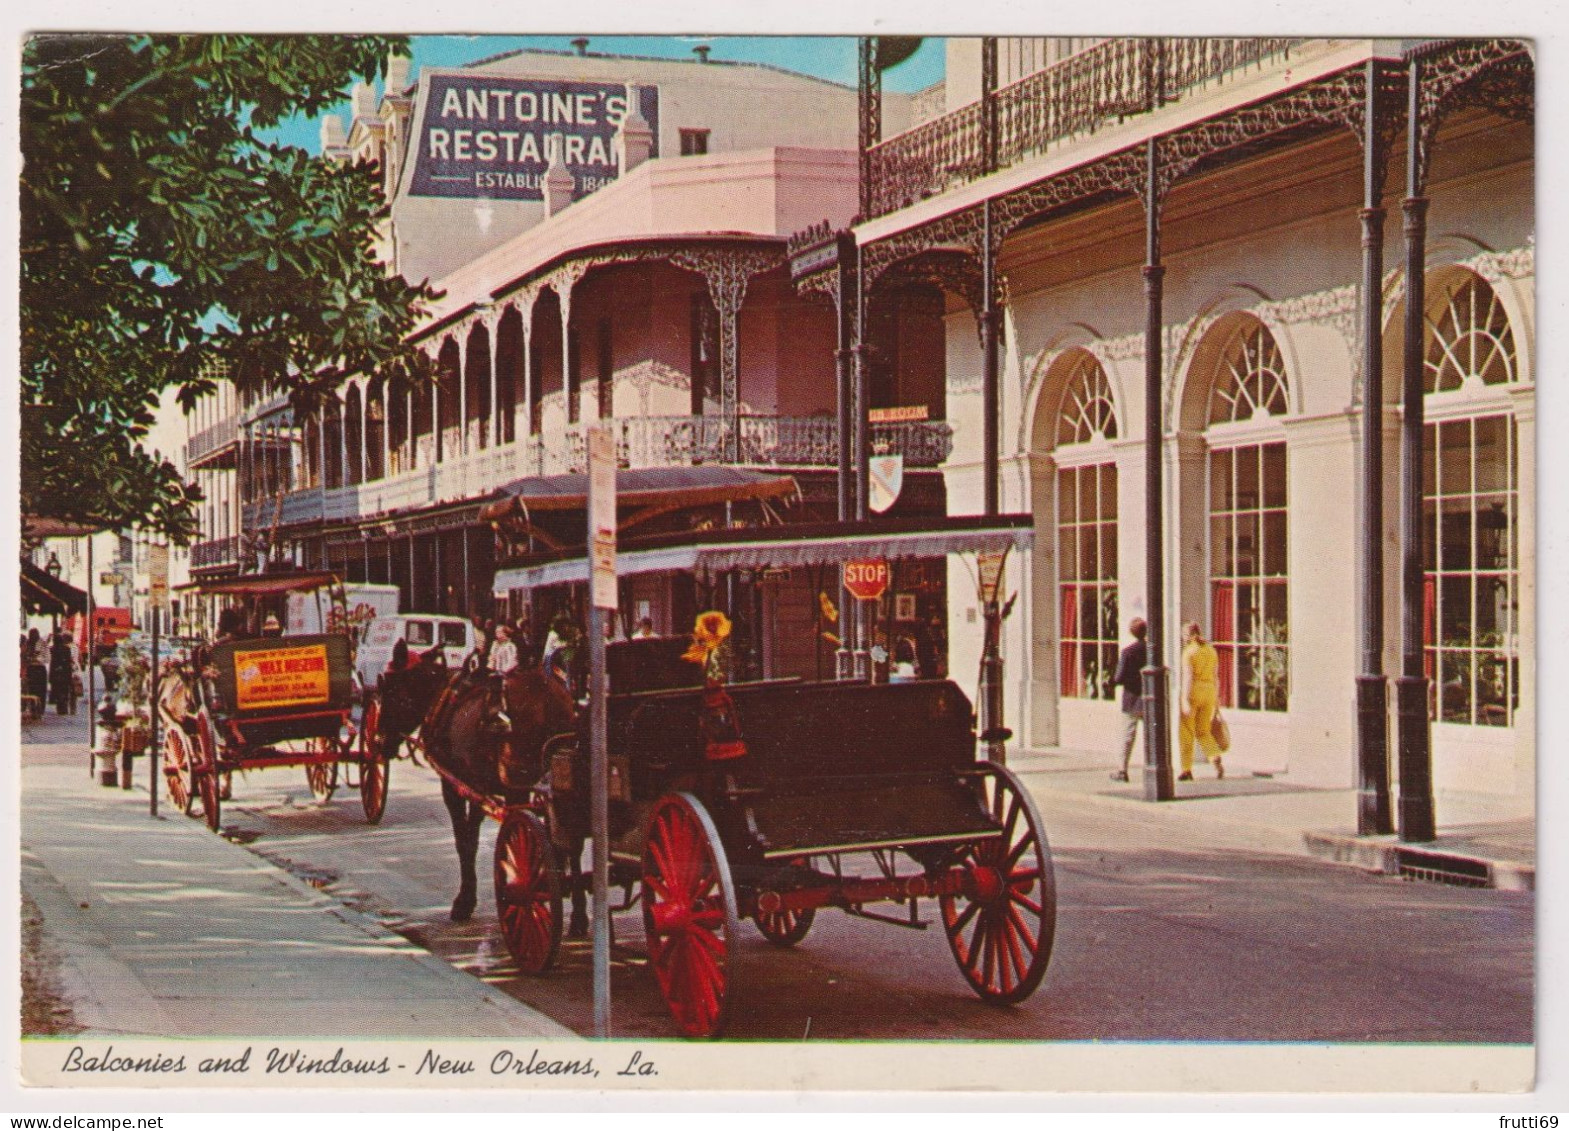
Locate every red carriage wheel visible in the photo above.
<box><xmin>492</xmin><ymin>812</ymin><xmax>562</xmax><ymax>974</ymax></box>
<box><xmin>162</xmin><ymin>727</ymin><xmax>194</xmax><ymax>815</ymax></box>
<box><xmin>195</xmin><ymin>712</ymin><xmax>222</xmax><ymax>832</ymax></box>
<box><xmin>197</xmin><ymin>766</ymin><xmax>222</xmax><ymax>831</ymax></box>
<box><xmin>305</xmin><ymin>738</ymin><xmax>339</xmax><ymax>803</ymax></box>
<box><xmin>358</xmin><ymin>696</ymin><xmax>389</xmax><ymax>825</ymax></box>
<box><xmin>939</xmin><ymin>762</ymin><xmax>1057</xmax><ymax>1005</ymax></box>
<box><xmin>752</xmin><ymin>906</ymin><xmax>815</xmax><ymax>947</ymax></box>
<box><xmin>753</xmin><ymin>855</ymin><xmax>814</xmax><ymax>945</ymax></box>
<box><xmin>641</xmin><ymin>792</ymin><xmax>740</xmax><ymax>1039</ymax></box>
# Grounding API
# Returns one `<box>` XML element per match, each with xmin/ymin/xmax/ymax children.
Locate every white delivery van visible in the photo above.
<box><xmin>286</xmin><ymin>583</ymin><xmax>401</xmax><ymax>637</ymax></box>
<box><xmin>356</xmin><ymin>614</ymin><xmax>478</xmax><ymax>689</ymax></box>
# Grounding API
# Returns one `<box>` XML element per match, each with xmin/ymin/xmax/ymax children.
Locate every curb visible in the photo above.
<box><xmin>1011</xmin><ymin>754</ymin><xmax>1534</xmax><ymax>892</ymax></box>
<box><xmin>1303</xmin><ymin>831</ymin><xmax>1535</xmax><ymax>892</ymax></box>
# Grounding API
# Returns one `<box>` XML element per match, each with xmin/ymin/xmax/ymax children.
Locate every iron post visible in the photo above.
<box><xmin>1141</xmin><ymin>137</ymin><xmax>1174</xmax><ymax>803</ymax></box>
<box><xmin>1396</xmin><ymin>56</ymin><xmax>1436</xmax><ymax>842</ymax></box>
<box><xmin>1356</xmin><ymin>59</ymin><xmax>1394</xmax><ymax>835</ymax></box>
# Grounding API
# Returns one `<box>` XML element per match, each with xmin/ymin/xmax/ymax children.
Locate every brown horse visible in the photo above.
<box><xmin>378</xmin><ymin>657</ymin><xmax>578</xmax><ymax>926</ymax></box>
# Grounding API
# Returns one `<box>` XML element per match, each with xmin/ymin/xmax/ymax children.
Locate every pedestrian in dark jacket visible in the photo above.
<box><xmin>1110</xmin><ymin>618</ymin><xmax>1148</xmax><ymax>782</ymax></box>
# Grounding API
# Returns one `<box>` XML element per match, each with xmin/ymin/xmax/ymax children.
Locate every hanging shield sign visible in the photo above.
<box><xmin>868</xmin><ymin>453</ymin><xmax>904</xmax><ymax>514</ymax></box>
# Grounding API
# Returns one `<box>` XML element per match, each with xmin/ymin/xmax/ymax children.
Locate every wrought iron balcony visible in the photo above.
<box><xmin>865</xmin><ymin>37</ymin><xmax>1304</xmax><ymax>218</ymax></box>
<box><xmin>605</xmin><ymin>415</ymin><xmax>953</xmax><ymax>473</ymax></box>
<box><xmin>185</xmin><ymin>416</ymin><xmax>241</xmax><ymax>470</ymax></box>
<box><xmin>233</xmin><ymin>414</ymin><xmax>954</xmax><ymax>531</ymax></box>
<box><xmin>189</xmin><ymin>535</ymin><xmax>240</xmax><ymax>570</ymax></box>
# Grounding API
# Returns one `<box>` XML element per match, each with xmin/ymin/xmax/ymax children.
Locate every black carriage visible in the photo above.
<box><xmin>162</xmin><ymin>571</ymin><xmax>390</xmax><ymax>830</ymax></box>
<box><xmin>472</xmin><ymin>512</ymin><xmax>1052</xmax><ymax>1038</ymax></box>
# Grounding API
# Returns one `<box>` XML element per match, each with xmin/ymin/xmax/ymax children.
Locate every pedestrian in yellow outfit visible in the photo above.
<box><xmin>1177</xmin><ymin>620</ymin><xmax>1225</xmax><ymax>781</ymax></box>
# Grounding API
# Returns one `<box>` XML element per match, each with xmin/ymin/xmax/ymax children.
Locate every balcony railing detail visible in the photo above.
<box><xmin>186</xmin><ymin>416</ymin><xmax>240</xmax><ymax>467</ymax></box>
<box><xmin>190</xmin><ymin>535</ymin><xmax>240</xmax><ymax>569</ymax></box>
<box><xmin>867</xmin><ymin>37</ymin><xmax>1303</xmax><ymax>218</ymax></box>
<box><xmin>241</xmin><ymin>415</ymin><xmax>955</xmax><ymax>529</ymax></box>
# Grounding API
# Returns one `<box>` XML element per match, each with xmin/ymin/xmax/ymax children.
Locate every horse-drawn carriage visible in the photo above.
<box><xmin>160</xmin><ymin>571</ymin><xmax>389</xmax><ymax>831</ymax></box>
<box><xmin>374</xmin><ymin>511</ymin><xmax>1053</xmax><ymax>1038</ymax></box>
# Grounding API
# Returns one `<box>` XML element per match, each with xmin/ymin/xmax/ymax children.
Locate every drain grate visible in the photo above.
<box><xmin>1396</xmin><ymin>847</ymin><xmax>1491</xmax><ymax>888</ymax></box>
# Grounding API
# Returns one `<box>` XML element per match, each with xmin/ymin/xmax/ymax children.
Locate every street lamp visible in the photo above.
<box><xmin>45</xmin><ymin>551</ymin><xmax>62</xmax><ymax>578</ymax></box>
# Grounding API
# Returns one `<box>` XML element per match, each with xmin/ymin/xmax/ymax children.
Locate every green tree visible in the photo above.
<box><xmin>21</xmin><ymin>34</ymin><xmax>439</xmax><ymax>542</ymax></box>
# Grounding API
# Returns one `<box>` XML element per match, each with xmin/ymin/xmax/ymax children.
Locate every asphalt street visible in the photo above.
<box><xmin>200</xmin><ymin>748</ymin><xmax>1532</xmax><ymax>1043</ymax></box>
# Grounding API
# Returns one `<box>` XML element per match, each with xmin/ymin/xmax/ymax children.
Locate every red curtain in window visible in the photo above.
<box><xmin>1212</xmin><ymin>580</ymin><xmax>1236</xmax><ymax>708</ymax></box>
<box><xmin>1059</xmin><ymin>584</ymin><xmax>1079</xmax><ymax>697</ymax></box>
<box><xmin>1423</xmin><ymin>574</ymin><xmax>1436</xmax><ymax>681</ymax></box>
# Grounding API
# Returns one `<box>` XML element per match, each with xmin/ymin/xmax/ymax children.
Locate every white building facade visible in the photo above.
<box><xmin>846</xmin><ymin>37</ymin><xmax>1534</xmax><ymax>808</ymax></box>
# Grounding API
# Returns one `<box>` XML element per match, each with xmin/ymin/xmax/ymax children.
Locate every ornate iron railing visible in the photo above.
<box><xmin>606</xmin><ymin>415</ymin><xmax>953</xmax><ymax>471</ymax></box>
<box><xmin>248</xmin><ymin>416</ymin><xmax>954</xmax><ymax>529</ymax></box>
<box><xmin>185</xmin><ymin>416</ymin><xmax>240</xmax><ymax>468</ymax></box>
<box><xmin>867</xmin><ymin>37</ymin><xmax>1305</xmax><ymax>217</ymax></box>
<box><xmin>994</xmin><ymin>39</ymin><xmax>1149</xmax><ymax>169</ymax></box>
<box><xmin>190</xmin><ymin>535</ymin><xmax>240</xmax><ymax>569</ymax></box>
<box><xmin>867</xmin><ymin>98</ymin><xmax>987</xmax><ymax>220</ymax></box>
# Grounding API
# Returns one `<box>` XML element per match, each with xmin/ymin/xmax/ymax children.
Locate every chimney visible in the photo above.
<box><xmin>543</xmin><ymin>151</ymin><xmax>575</xmax><ymax>217</ymax></box>
<box><xmin>617</xmin><ymin>86</ymin><xmax>655</xmax><ymax>175</ymax></box>
<box><xmin>693</xmin><ymin>45</ymin><xmax>711</xmax><ymax>63</ymax></box>
<box><xmin>319</xmin><ymin>114</ymin><xmax>347</xmax><ymax>152</ymax></box>
<box><xmin>352</xmin><ymin>81</ymin><xmax>377</xmax><ymax>121</ymax></box>
<box><xmin>572</xmin><ymin>37</ymin><xmax>590</xmax><ymax>56</ymax></box>
<box><xmin>385</xmin><ymin>54</ymin><xmax>411</xmax><ymax>94</ymax></box>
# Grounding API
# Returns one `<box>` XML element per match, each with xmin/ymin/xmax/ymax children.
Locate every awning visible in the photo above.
<box><xmin>175</xmin><ymin>569</ymin><xmax>341</xmax><ymax>598</ymax></box>
<box><xmin>481</xmin><ymin>466</ymin><xmax>798</xmax><ymax>520</ymax></box>
<box><xmin>494</xmin><ymin>514</ymin><xmax>1033</xmax><ymax>591</ymax></box>
<box><xmin>20</xmin><ymin>557</ymin><xmax>89</xmax><ymax>615</ymax></box>
<box><xmin>23</xmin><ymin>517</ymin><xmax>106</xmax><ymax>540</ymax></box>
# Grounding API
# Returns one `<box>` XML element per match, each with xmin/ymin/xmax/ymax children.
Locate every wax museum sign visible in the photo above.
<box><xmin>409</xmin><ymin>74</ymin><xmax>660</xmax><ymax>201</ymax></box>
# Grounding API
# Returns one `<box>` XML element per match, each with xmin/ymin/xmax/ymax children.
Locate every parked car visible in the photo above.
<box><xmin>356</xmin><ymin>614</ymin><xmax>477</xmax><ymax>690</ymax></box>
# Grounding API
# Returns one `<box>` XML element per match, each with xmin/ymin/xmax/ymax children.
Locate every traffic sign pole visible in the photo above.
<box><xmin>587</xmin><ymin>426</ymin><xmax>616</xmax><ymax>1040</ymax></box>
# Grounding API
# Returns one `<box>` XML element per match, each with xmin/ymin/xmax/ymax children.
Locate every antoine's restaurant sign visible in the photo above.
<box><xmin>410</xmin><ymin>74</ymin><xmax>660</xmax><ymax>202</ymax></box>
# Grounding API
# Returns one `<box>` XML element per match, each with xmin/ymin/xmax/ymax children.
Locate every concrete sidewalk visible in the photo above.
<box><xmin>19</xmin><ymin>710</ymin><xmax>572</xmax><ymax>1039</ymax></box>
<box><xmin>1010</xmin><ymin>744</ymin><xmax>1535</xmax><ymax>891</ymax></box>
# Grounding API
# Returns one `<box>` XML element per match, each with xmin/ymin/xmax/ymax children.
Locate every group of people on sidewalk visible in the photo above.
<box><xmin>1111</xmin><ymin>619</ymin><xmax>1225</xmax><ymax>783</ymax></box>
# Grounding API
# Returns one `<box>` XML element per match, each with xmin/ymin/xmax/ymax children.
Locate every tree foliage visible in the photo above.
<box><xmin>21</xmin><ymin>34</ymin><xmax>440</xmax><ymax>541</ymax></box>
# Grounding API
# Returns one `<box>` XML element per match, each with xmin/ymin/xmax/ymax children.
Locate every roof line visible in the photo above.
<box><xmin>447</xmin><ymin>45</ymin><xmax>858</xmax><ymax>93</ymax></box>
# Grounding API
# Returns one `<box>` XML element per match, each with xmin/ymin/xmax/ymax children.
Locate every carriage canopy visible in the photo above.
<box><xmin>175</xmin><ymin>569</ymin><xmax>343</xmax><ymax>597</ymax></box>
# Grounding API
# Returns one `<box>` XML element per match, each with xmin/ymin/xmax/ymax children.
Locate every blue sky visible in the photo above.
<box><xmin>271</xmin><ymin>35</ymin><xmax>945</xmax><ymax>153</ymax></box>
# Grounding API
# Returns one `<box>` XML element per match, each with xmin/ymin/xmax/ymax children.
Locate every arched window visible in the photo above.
<box><xmin>1054</xmin><ymin>353</ymin><xmax>1119</xmax><ymax>701</ymax></box>
<box><xmin>1422</xmin><ymin>271</ymin><xmax>1522</xmax><ymax>728</ymax></box>
<box><xmin>1057</xmin><ymin>352</ymin><xmax>1119</xmax><ymax>445</ymax></box>
<box><xmin>1209</xmin><ymin>323</ymin><xmax>1289</xmax><ymax>424</ymax></box>
<box><xmin>1425</xmin><ymin>274</ymin><xmax>1516</xmax><ymax>393</ymax></box>
<box><xmin>1206</xmin><ymin>320</ymin><xmax>1289</xmax><ymax>712</ymax></box>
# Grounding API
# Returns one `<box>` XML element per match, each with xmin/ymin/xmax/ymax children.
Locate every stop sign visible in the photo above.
<box><xmin>843</xmin><ymin>558</ymin><xmax>890</xmax><ymax>601</ymax></box>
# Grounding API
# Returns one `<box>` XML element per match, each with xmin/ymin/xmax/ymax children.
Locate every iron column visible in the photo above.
<box><xmin>1356</xmin><ymin>59</ymin><xmax>1394</xmax><ymax>835</ymax></box>
<box><xmin>1396</xmin><ymin>56</ymin><xmax>1436</xmax><ymax>842</ymax></box>
<box><xmin>835</xmin><ymin>235</ymin><xmax>856</xmax><ymax>681</ymax></box>
<box><xmin>1141</xmin><ymin>138</ymin><xmax>1175</xmax><ymax>803</ymax></box>
<box><xmin>978</xmin><ymin>199</ymin><xmax>1007</xmax><ymax>759</ymax></box>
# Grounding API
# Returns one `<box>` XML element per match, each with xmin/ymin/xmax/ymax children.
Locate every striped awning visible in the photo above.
<box><xmin>494</xmin><ymin>514</ymin><xmax>1032</xmax><ymax>591</ymax></box>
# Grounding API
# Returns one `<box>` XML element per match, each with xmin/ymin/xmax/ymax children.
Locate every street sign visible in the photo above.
<box><xmin>843</xmin><ymin>558</ymin><xmax>890</xmax><ymax>601</ymax></box>
<box><xmin>588</xmin><ymin>427</ymin><xmax>617</xmax><ymax>610</ymax></box>
<box><xmin>868</xmin><ymin>453</ymin><xmax>904</xmax><ymax>514</ymax></box>
<box><xmin>148</xmin><ymin>544</ymin><xmax>169</xmax><ymax>605</ymax></box>
<box><xmin>867</xmin><ymin>405</ymin><xmax>929</xmax><ymax>423</ymax></box>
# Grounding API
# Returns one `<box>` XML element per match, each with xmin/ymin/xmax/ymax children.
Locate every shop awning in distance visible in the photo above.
<box><xmin>20</xmin><ymin>557</ymin><xmax>89</xmax><ymax>615</ymax></box>
<box><xmin>494</xmin><ymin>514</ymin><xmax>1033</xmax><ymax>591</ymax></box>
